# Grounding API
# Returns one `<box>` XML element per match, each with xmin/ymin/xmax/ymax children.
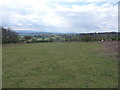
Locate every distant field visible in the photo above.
<box><xmin>2</xmin><ymin>42</ymin><xmax>118</xmax><ymax>88</ymax></box>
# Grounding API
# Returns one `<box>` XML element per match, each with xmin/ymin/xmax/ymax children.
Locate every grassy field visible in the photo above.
<box><xmin>2</xmin><ymin>42</ymin><xmax>118</xmax><ymax>88</ymax></box>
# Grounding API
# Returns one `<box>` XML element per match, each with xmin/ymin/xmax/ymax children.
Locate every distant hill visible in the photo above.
<box><xmin>15</xmin><ymin>30</ymin><xmax>119</xmax><ymax>36</ymax></box>
<box><xmin>15</xmin><ymin>30</ymin><xmax>56</xmax><ymax>35</ymax></box>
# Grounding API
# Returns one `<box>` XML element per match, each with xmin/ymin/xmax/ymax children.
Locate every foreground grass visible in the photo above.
<box><xmin>2</xmin><ymin>42</ymin><xmax>118</xmax><ymax>88</ymax></box>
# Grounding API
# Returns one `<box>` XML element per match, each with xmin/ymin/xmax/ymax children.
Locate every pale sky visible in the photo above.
<box><xmin>0</xmin><ymin>0</ymin><xmax>119</xmax><ymax>33</ymax></box>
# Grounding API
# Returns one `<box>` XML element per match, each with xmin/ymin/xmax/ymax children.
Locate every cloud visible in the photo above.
<box><xmin>53</xmin><ymin>0</ymin><xmax>119</xmax><ymax>3</ymax></box>
<box><xmin>53</xmin><ymin>2</ymin><xmax>118</xmax><ymax>33</ymax></box>
<box><xmin>0</xmin><ymin>0</ymin><xmax>118</xmax><ymax>33</ymax></box>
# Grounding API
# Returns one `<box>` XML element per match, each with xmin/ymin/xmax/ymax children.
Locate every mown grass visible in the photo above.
<box><xmin>2</xmin><ymin>42</ymin><xmax>118</xmax><ymax>88</ymax></box>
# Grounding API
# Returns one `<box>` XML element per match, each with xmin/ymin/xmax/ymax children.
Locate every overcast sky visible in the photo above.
<box><xmin>0</xmin><ymin>0</ymin><xmax>119</xmax><ymax>33</ymax></box>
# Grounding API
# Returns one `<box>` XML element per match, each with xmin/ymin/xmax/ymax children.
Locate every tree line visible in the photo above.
<box><xmin>1</xmin><ymin>27</ymin><xmax>119</xmax><ymax>44</ymax></box>
<box><xmin>1</xmin><ymin>27</ymin><xmax>19</xmax><ymax>43</ymax></box>
<box><xmin>62</xmin><ymin>32</ymin><xmax>119</xmax><ymax>42</ymax></box>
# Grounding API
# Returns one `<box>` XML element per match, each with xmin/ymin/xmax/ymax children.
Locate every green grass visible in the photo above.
<box><xmin>2</xmin><ymin>42</ymin><xmax>118</xmax><ymax>88</ymax></box>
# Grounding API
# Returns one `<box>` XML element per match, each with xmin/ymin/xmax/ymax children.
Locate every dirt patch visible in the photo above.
<box><xmin>97</xmin><ymin>41</ymin><xmax>119</xmax><ymax>60</ymax></box>
<box><xmin>98</xmin><ymin>41</ymin><xmax>119</xmax><ymax>53</ymax></box>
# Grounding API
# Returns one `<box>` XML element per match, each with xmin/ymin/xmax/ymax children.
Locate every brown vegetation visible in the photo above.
<box><xmin>99</xmin><ymin>41</ymin><xmax>119</xmax><ymax>52</ymax></box>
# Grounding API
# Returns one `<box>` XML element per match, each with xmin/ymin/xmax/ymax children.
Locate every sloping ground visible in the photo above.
<box><xmin>97</xmin><ymin>41</ymin><xmax>119</xmax><ymax>60</ymax></box>
<box><xmin>2</xmin><ymin>42</ymin><xmax>118</xmax><ymax>88</ymax></box>
<box><xmin>99</xmin><ymin>41</ymin><xmax>119</xmax><ymax>52</ymax></box>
